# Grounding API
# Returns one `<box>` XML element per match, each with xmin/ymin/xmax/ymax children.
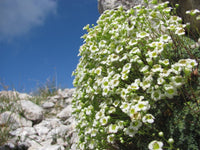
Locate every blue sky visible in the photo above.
<box><xmin>0</xmin><ymin>0</ymin><xmax>100</xmax><ymax>93</ymax></box>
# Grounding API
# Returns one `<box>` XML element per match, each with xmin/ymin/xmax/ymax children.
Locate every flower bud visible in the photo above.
<box><xmin>158</xmin><ymin>131</ymin><xmax>164</xmax><ymax>137</ymax></box>
<box><xmin>168</xmin><ymin>138</ymin><xmax>174</xmax><ymax>144</ymax></box>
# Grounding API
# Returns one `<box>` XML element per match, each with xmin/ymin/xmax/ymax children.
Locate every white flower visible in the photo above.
<box><xmin>113</xmin><ymin>100</ymin><xmax>120</xmax><ymax>107</ymax></box>
<box><xmin>148</xmin><ymin>50</ymin><xmax>159</xmax><ymax>58</ymax></box>
<box><xmin>157</xmin><ymin>77</ymin><xmax>165</xmax><ymax>85</ymax></box>
<box><xmin>164</xmin><ymin>84</ymin><xmax>177</xmax><ymax>98</ymax></box>
<box><xmin>129</xmin><ymin>39</ymin><xmax>138</xmax><ymax>46</ymax></box>
<box><xmin>109</xmin><ymin>124</ymin><xmax>119</xmax><ymax>133</ymax></box>
<box><xmin>149</xmin><ymin>42</ymin><xmax>157</xmax><ymax>48</ymax></box>
<box><xmin>151</xmin><ymin>90</ymin><xmax>162</xmax><ymax>101</ymax></box>
<box><xmin>197</xmin><ymin>15</ymin><xmax>200</xmax><ymax>20</ymax></box>
<box><xmin>137</xmin><ymin>31</ymin><xmax>150</xmax><ymax>38</ymax></box>
<box><xmin>102</xmin><ymin>86</ymin><xmax>110</xmax><ymax>96</ymax></box>
<box><xmin>110</xmin><ymin>53</ymin><xmax>120</xmax><ymax>62</ymax></box>
<box><xmin>129</xmin><ymin>105</ymin><xmax>137</xmax><ymax>118</ymax></box>
<box><xmin>169</xmin><ymin>16</ymin><xmax>182</xmax><ymax>23</ymax></box>
<box><xmin>100</xmin><ymin>116</ymin><xmax>109</xmax><ymax>125</ymax></box>
<box><xmin>85</xmin><ymin>109</ymin><xmax>92</xmax><ymax>115</ymax></box>
<box><xmin>130</xmin><ymin>55</ymin><xmax>140</xmax><ymax>62</ymax></box>
<box><xmin>120</xmin><ymin>102</ymin><xmax>130</xmax><ymax>113</ymax></box>
<box><xmin>111</xmin><ymin>79</ymin><xmax>120</xmax><ymax>88</ymax></box>
<box><xmin>142</xmin><ymin>114</ymin><xmax>155</xmax><ymax>123</ymax></box>
<box><xmin>187</xmin><ymin>59</ymin><xmax>198</xmax><ymax>67</ymax></box>
<box><xmin>95</xmin><ymin>109</ymin><xmax>105</xmax><ymax>120</ymax></box>
<box><xmin>116</xmin><ymin>45</ymin><xmax>123</xmax><ymax>53</ymax></box>
<box><xmin>108</xmin><ymin>106</ymin><xmax>116</xmax><ymax>114</ymax></box>
<box><xmin>91</xmin><ymin>128</ymin><xmax>98</xmax><ymax>137</ymax></box>
<box><xmin>90</xmin><ymin>45</ymin><xmax>99</xmax><ymax>53</ymax></box>
<box><xmin>159</xmin><ymin>59</ymin><xmax>169</xmax><ymax>66</ymax></box>
<box><xmin>135</xmin><ymin>101</ymin><xmax>150</xmax><ymax>111</ymax></box>
<box><xmin>130</xmin><ymin>47</ymin><xmax>140</xmax><ymax>54</ymax></box>
<box><xmin>171</xmin><ymin>76</ymin><xmax>183</xmax><ymax>87</ymax></box>
<box><xmin>160</xmin><ymin>68</ymin><xmax>173</xmax><ymax>77</ymax></box>
<box><xmin>175</xmin><ymin>27</ymin><xmax>185</xmax><ymax>35</ymax></box>
<box><xmin>107</xmin><ymin>134</ymin><xmax>115</xmax><ymax>143</ymax></box>
<box><xmin>140</xmin><ymin>79</ymin><xmax>151</xmax><ymax>90</ymax></box>
<box><xmin>124</xmin><ymin>126</ymin><xmax>137</xmax><ymax>137</ymax></box>
<box><xmin>151</xmin><ymin>64</ymin><xmax>162</xmax><ymax>73</ymax></box>
<box><xmin>121</xmin><ymin>73</ymin><xmax>129</xmax><ymax>80</ymax></box>
<box><xmin>130</xmin><ymin>120</ymin><xmax>142</xmax><ymax>130</ymax></box>
<box><xmin>163</xmin><ymin>7</ymin><xmax>172</xmax><ymax>13</ymax></box>
<box><xmin>79</xmin><ymin>143</ymin><xmax>85</xmax><ymax>150</ymax></box>
<box><xmin>113</xmin><ymin>73</ymin><xmax>121</xmax><ymax>80</ymax></box>
<box><xmin>102</xmin><ymin>77</ymin><xmax>109</xmax><ymax>88</ymax></box>
<box><xmin>99</xmin><ymin>40</ymin><xmax>107</xmax><ymax>48</ymax></box>
<box><xmin>186</xmin><ymin>9</ymin><xmax>200</xmax><ymax>16</ymax></box>
<box><xmin>128</xmin><ymin>82</ymin><xmax>140</xmax><ymax>91</ymax></box>
<box><xmin>95</xmin><ymin>67</ymin><xmax>102</xmax><ymax>76</ymax></box>
<box><xmin>89</xmin><ymin>139</ymin><xmax>96</xmax><ymax>149</ymax></box>
<box><xmin>119</xmin><ymin>53</ymin><xmax>128</xmax><ymax>62</ymax></box>
<box><xmin>148</xmin><ymin>140</ymin><xmax>163</xmax><ymax>150</ymax></box>
<box><xmin>85</xmin><ymin>127</ymin><xmax>92</xmax><ymax>135</ymax></box>
<box><xmin>160</xmin><ymin>35</ymin><xmax>171</xmax><ymax>43</ymax></box>
<box><xmin>140</xmin><ymin>65</ymin><xmax>149</xmax><ymax>74</ymax></box>
<box><xmin>123</xmin><ymin>63</ymin><xmax>132</xmax><ymax>71</ymax></box>
<box><xmin>117</xmin><ymin>120</ymin><xmax>124</xmax><ymax>129</ymax></box>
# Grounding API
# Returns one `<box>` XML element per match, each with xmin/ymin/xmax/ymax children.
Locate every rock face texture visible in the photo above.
<box><xmin>98</xmin><ymin>0</ymin><xmax>200</xmax><ymax>40</ymax></box>
<box><xmin>98</xmin><ymin>0</ymin><xmax>143</xmax><ymax>14</ymax></box>
<box><xmin>0</xmin><ymin>89</ymin><xmax>77</xmax><ymax>150</ymax></box>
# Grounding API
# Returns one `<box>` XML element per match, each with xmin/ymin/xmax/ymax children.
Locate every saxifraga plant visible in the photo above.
<box><xmin>72</xmin><ymin>0</ymin><xmax>200</xmax><ymax>149</ymax></box>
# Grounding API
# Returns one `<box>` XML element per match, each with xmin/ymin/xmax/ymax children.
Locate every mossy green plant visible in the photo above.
<box><xmin>72</xmin><ymin>0</ymin><xmax>200</xmax><ymax>149</ymax></box>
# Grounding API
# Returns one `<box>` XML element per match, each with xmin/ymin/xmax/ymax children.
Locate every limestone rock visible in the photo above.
<box><xmin>18</xmin><ymin>93</ymin><xmax>32</xmax><ymax>100</ymax></box>
<box><xmin>0</xmin><ymin>91</ymin><xmax>18</xmax><ymax>100</ymax></box>
<box><xmin>57</xmin><ymin>104</ymin><xmax>72</xmax><ymax>120</ymax></box>
<box><xmin>42</xmin><ymin>101</ymin><xmax>54</xmax><ymax>109</ymax></box>
<box><xmin>19</xmin><ymin>100</ymin><xmax>44</xmax><ymax>122</ymax></box>
<box><xmin>10</xmin><ymin>127</ymin><xmax>36</xmax><ymax>142</ymax></box>
<box><xmin>0</xmin><ymin>88</ymin><xmax>77</xmax><ymax>150</ymax></box>
<box><xmin>98</xmin><ymin>0</ymin><xmax>143</xmax><ymax>14</ymax></box>
<box><xmin>0</xmin><ymin>111</ymin><xmax>32</xmax><ymax>130</ymax></box>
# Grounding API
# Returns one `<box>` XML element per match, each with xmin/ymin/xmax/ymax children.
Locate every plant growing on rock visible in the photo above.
<box><xmin>72</xmin><ymin>0</ymin><xmax>200</xmax><ymax>149</ymax></box>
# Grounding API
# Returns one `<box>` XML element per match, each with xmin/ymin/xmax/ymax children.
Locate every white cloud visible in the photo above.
<box><xmin>0</xmin><ymin>0</ymin><xmax>57</xmax><ymax>40</ymax></box>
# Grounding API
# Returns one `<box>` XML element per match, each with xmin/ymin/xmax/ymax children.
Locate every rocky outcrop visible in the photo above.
<box><xmin>0</xmin><ymin>89</ymin><xmax>77</xmax><ymax>150</ymax></box>
<box><xmin>98</xmin><ymin>0</ymin><xmax>143</xmax><ymax>14</ymax></box>
<box><xmin>98</xmin><ymin>0</ymin><xmax>200</xmax><ymax>40</ymax></box>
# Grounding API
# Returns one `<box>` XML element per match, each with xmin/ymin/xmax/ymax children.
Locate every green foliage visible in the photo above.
<box><xmin>34</xmin><ymin>77</ymin><xmax>58</xmax><ymax>98</ymax></box>
<box><xmin>72</xmin><ymin>0</ymin><xmax>200</xmax><ymax>149</ymax></box>
<box><xmin>0</xmin><ymin>95</ymin><xmax>18</xmax><ymax>146</ymax></box>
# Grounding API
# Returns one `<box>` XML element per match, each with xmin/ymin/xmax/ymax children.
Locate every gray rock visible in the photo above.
<box><xmin>98</xmin><ymin>0</ymin><xmax>144</xmax><ymax>14</ymax></box>
<box><xmin>10</xmin><ymin>127</ymin><xmax>36</xmax><ymax>142</ymax></box>
<box><xmin>42</xmin><ymin>101</ymin><xmax>54</xmax><ymax>109</ymax></box>
<box><xmin>0</xmin><ymin>88</ymin><xmax>76</xmax><ymax>150</ymax></box>
<box><xmin>57</xmin><ymin>105</ymin><xmax>72</xmax><ymax>120</ymax></box>
<box><xmin>28</xmin><ymin>139</ymin><xmax>64</xmax><ymax>150</ymax></box>
<box><xmin>48</xmin><ymin>124</ymin><xmax>69</xmax><ymax>138</ymax></box>
<box><xmin>34</xmin><ymin>124</ymin><xmax>50</xmax><ymax>139</ymax></box>
<box><xmin>18</xmin><ymin>93</ymin><xmax>32</xmax><ymax>100</ymax></box>
<box><xmin>19</xmin><ymin>100</ymin><xmax>44</xmax><ymax>122</ymax></box>
<box><xmin>0</xmin><ymin>91</ymin><xmax>19</xmax><ymax>100</ymax></box>
<box><xmin>0</xmin><ymin>111</ymin><xmax>32</xmax><ymax>130</ymax></box>
<box><xmin>38</xmin><ymin>145</ymin><xmax>64</xmax><ymax>150</ymax></box>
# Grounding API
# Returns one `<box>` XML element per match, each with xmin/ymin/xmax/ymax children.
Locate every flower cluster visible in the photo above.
<box><xmin>72</xmin><ymin>0</ymin><xmax>198</xmax><ymax>149</ymax></box>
